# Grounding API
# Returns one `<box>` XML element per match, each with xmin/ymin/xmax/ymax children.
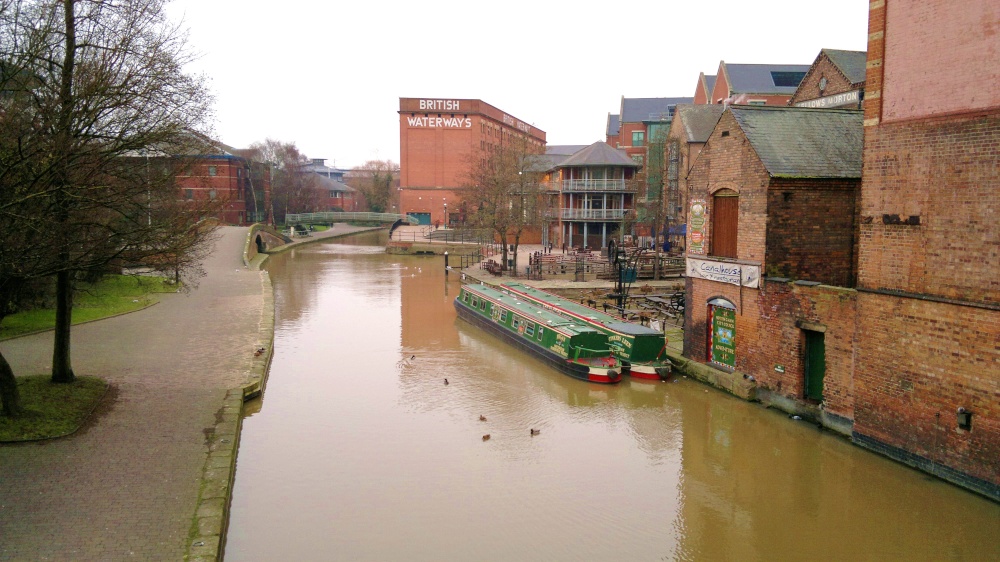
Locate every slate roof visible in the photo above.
<box><xmin>553</xmin><ymin>141</ymin><xmax>638</xmax><ymax>169</ymax></box>
<box><xmin>606</xmin><ymin>113</ymin><xmax>620</xmax><ymax>136</ymax></box>
<box><xmin>620</xmin><ymin>97</ymin><xmax>694</xmax><ymax>123</ymax></box>
<box><xmin>314</xmin><ymin>174</ymin><xmax>355</xmax><ymax>192</ymax></box>
<box><xmin>724</xmin><ymin>63</ymin><xmax>811</xmax><ymax>94</ymax></box>
<box><xmin>675</xmin><ymin>104</ymin><xmax>726</xmax><ymax>143</ymax></box>
<box><xmin>523</xmin><ymin>145</ymin><xmax>590</xmax><ymax>172</ymax></box>
<box><xmin>728</xmin><ymin>106</ymin><xmax>863</xmax><ymax>178</ymax></box>
<box><xmin>704</xmin><ymin>75</ymin><xmax>717</xmax><ymax>94</ymax></box>
<box><xmin>823</xmin><ymin>49</ymin><xmax>867</xmax><ymax>85</ymax></box>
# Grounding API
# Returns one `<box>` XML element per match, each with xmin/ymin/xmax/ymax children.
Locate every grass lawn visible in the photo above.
<box><xmin>312</xmin><ymin>224</ymin><xmax>329</xmax><ymax>231</ymax></box>
<box><xmin>0</xmin><ymin>274</ymin><xmax>178</xmax><ymax>340</ymax></box>
<box><xmin>0</xmin><ymin>375</ymin><xmax>109</xmax><ymax>441</ymax></box>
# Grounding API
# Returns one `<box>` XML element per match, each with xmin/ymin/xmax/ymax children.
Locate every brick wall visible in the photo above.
<box><xmin>882</xmin><ymin>0</ymin><xmax>1000</xmax><ymax>122</ymax></box>
<box><xmin>858</xmin><ymin>112</ymin><xmax>1000</xmax><ymax>304</ymax></box>
<box><xmin>788</xmin><ymin>53</ymin><xmax>860</xmax><ymax>107</ymax></box>
<box><xmin>854</xmin><ymin>292</ymin><xmax>999</xmax><ymax>492</ymax></box>
<box><xmin>766</xmin><ymin>178</ymin><xmax>859</xmax><ymax>286</ymax></box>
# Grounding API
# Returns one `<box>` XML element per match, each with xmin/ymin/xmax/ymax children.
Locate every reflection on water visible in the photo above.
<box><xmin>226</xmin><ymin>232</ymin><xmax>1000</xmax><ymax>561</ymax></box>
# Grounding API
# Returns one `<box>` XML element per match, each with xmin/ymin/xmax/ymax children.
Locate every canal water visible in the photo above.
<box><xmin>225</xmin><ymin>232</ymin><xmax>999</xmax><ymax>561</ymax></box>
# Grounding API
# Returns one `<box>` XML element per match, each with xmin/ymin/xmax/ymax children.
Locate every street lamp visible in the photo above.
<box><xmin>443</xmin><ymin>202</ymin><xmax>448</xmax><ymax>229</ymax></box>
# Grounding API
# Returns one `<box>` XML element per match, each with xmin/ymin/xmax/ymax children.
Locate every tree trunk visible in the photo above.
<box><xmin>51</xmin><ymin>270</ymin><xmax>75</xmax><ymax>383</ymax></box>
<box><xmin>0</xmin><ymin>350</ymin><xmax>21</xmax><ymax>417</ymax></box>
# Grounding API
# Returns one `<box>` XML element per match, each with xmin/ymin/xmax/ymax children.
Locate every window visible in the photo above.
<box><xmin>208</xmin><ymin>189</ymin><xmax>216</xmax><ymax>200</ymax></box>
<box><xmin>500</xmin><ymin>310</ymin><xmax>508</xmax><ymax>322</ymax></box>
<box><xmin>537</xmin><ymin>327</ymin><xmax>543</xmax><ymax>341</ymax></box>
<box><xmin>632</xmin><ymin>131</ymin><xmax>645</xmax><ymax>147</ymax></box>
<box><xmin>471</xmin><ymin>298</ymin><xmax>478</xmax><ymax>309</ymax></box>
<box><xmin>464</xmin><ymin>293</ymin><xmax>470</xmax><ymax>303</ymax></box>
<box><xmin>632</xmin><ymin>154</ymin><xmax>644</xmax><ymax>166</ymax></box>
<box><xmin>748</xmin><ymin>100</ymin><xmax>766</xmax><ymax>106</ymax></box>
<box><xmin>184</xmin><ymin>189</ymin><xmax>193</xmax><ymax>200</ymax></box>
<box><xmin>480</xmin><ymin>300</ymin><xmax>486</xmax><ymax>311</ymax></box>
<box><xmin>710</xmin><ymin>189</ymin><xmax>739</xmax><ymax>258</ymax></box>
<box><xmin>525</xmin><ymin>324</ymin><xmax>535</xmax><ymax>337</ymax></box>
<box><xmin>208</xmin><ymin>166</ymin><xmax>217</xmax><ymax>176</ymax></box>
<box><xmin>771</xmin><ymin>71</ymin><xmax>807</xmax><ymax>87</ymax></box>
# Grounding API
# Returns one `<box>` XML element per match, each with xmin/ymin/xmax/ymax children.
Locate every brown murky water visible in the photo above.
<box><xmin>225</xmin><ymin>232</ymin><xmax>1000</xmax><ymax>561</ymax></box>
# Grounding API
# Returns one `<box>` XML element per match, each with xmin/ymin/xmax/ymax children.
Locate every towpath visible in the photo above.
<box><xmin>0</xmin><ymin>224</ymin><xmax>373</xmax><ymax>561</ymax></box>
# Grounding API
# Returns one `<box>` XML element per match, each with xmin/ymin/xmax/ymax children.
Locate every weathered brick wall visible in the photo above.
<box><xmin>854</xmin><ymin>292</ymin><xmax>999</xmax><ymax>489</ymax></box>
<box><xmin>685</xmin><ymin>110</ymin><xmax>770</xmax><ymax>264</ymax></box>
<box><xmin>859</xmin><ymin>112</ymin><xmax>1000</xmax><ymax>304</ymax></box>
<box><xmin>882</xmin><ymin>0</ymin><xmax>1000</xmax><ymax>122</ymax></box>
<box><xmin>750</xmin><ymin>281</ymin><xmax>858</xmax><ymax>421</ymax></box>
<box><xmin>766</xmin><ymin>178</ymin><xmax>859</xmax><ymax>286</ymax></box>
<box><xmin>788</xmin><ymin>53</ymin><xmax>859</xmax><ymax>106</ymax></box>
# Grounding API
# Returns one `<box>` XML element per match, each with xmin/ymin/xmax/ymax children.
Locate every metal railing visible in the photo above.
<box><xmin>545</xmin><ymin>179</ymin><xmax>634</xmax><ymax>193</ymax></box>
<box><xmin>285</xmin><ymin>212</ymin><xmax>415</xmax><ymax>225</ymax></box>
<box><xmin>559</xmin><ymin>208</ymin><xmax>628</xmax><ymax>220</ymax></box>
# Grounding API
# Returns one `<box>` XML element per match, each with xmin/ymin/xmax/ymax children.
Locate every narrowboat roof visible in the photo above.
<box><xmin>460</xmin><ymin>284</ymin><xmax>603</xmax><ymax>337</ymax></box>
<box><xmin>500</xmin><ymin>283</ymin><xmax>662</xmax><ymax>337</ymax></box>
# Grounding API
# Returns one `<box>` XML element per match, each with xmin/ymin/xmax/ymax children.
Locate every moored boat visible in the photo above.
<box><xmin>455</xmin><ymin>284</ymin><xmax>622</xmax><ymax>384</ymax></box>
<box><xmin>500</xmin><ymin>282</ymin><xmax>672</xmax><ymax>381</ymax></box>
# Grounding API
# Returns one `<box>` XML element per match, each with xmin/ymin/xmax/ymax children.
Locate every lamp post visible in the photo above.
<box><xmin>443</xmin><ymin>202</ymin><xmax>448</xmax><ymax>229</ymax></box>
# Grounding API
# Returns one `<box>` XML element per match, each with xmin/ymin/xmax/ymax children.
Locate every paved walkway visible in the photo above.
<box><xmin>0</xmin><ymin>224</ymin><xmax>372</xmax><ymax>561</ymax></box>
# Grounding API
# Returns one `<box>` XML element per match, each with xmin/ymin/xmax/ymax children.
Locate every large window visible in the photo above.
<box><xmin>710</xmin><ymin>189</ymin><xmax>739</xmax><ymax>258</ymax></box>
<box><xmin>632</xmin><ymin>131</ymin><xmax>645</xmax><ymax>147</ymax></box>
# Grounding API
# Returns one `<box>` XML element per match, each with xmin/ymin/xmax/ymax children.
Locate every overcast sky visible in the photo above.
<box><xmin>165</xmin><ymin>0</ymin><xmax>870</xmax><ymax>169</ymax></box>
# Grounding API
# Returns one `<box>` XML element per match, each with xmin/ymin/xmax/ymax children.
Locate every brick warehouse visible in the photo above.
<box><xmin>397</xmin><ymin>98</ymin><xmax>545</xmax><ymax>227</ymax></box>
<box><xmin>852</xmin><ymin>0</ymin><xmax>999</xmax><ymax>500</ymax></box>
<box><xmin>680</xmin><ymin>0</ymin><xmax>999</xmax><ymax>501</ymax></box>
<box><xmin>683</xmin><ymin>106</ymin><xmax>864</xmax><ymax>436</ymax></box>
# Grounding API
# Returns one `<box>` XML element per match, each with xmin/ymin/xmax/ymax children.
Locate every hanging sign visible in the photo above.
<box><xmin>686</xmin><ymin>258</ymin><xmax>760</xmax><ymax>288</ymax></box>
<box><xmin>688</xmin><ymin>199</ymin><xmax>707</xmax><ymax>255</ymax></box>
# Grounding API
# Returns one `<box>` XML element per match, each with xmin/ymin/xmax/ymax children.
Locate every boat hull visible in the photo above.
<box><xmin>455</xmin><ymin>300</ymin><xmax>621</xmax><ymax>384</ymax></box>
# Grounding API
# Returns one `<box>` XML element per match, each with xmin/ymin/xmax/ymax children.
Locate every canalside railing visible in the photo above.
<box><xmin>285</xmin><ymin>212</ymin><xmax>416</xmax><ymax>225</ymax></box>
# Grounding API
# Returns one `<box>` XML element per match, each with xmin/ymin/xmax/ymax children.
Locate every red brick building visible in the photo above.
<box><xmin>175</xmin><ymin>139</ymin><xmax>272</xmax><ymax>225</ymax></box>
<box><xmin>683</xmin><ymin>106</ymin><xmax>863</xmax><ymax>434</ymax></box>
<box><xmin>692</xmin><ymin>73</ymin><xmax>716</xmax><ymax>105</ymax></box>
<box><xmin>788</xmin><ymin>49</ymin><xmax>866</xmax><ymax>109</ymax></box>
<box><xmin>852</xmin><ymin>0</ymin><xmax>999</xmax><ymax>500</ymax></box>
<box><xmin>705</xmin><ymin>61</ymin><xmax>810</xmax><ymax>106</ymax></box>
<box><xmin>665</xmin><ymin>104</ymin><xmax>725</xmax><ymax>250</ymax></box>
<box><xmin>397</xmin><ymin>98</ymin><xmax>545</xmax><ymax>226</ymax></box>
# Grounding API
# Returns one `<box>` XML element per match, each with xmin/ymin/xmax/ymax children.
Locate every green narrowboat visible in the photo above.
<box><xmin>500</xmin><ymin>282</ymin><xmax>671</xmax><ymax>381</ymax></box>
<box><xmin>455</xmin><ymin>284</ymin><xmax>621</xmax><ymax>384</ymax></box>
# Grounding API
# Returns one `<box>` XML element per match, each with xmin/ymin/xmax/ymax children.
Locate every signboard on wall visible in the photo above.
<box><xmin>686</xmin><ymin>258</ymin><xmax>760</xmax><ymax>288</ymax></box>
<box><xmin>710</xmin><ymin>305</ymin><xmax>736</xmax><ymax>368</ymax></box>
<box><xmin>688</xmin><ymin>199</ymin><xmax>707</xmax><ymax>255</ymax></box>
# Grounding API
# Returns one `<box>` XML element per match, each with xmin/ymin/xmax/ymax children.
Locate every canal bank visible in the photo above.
<box><xmin>0</xmin><ymin>223</ymin><xmax>382</xmax><ymax>562</ymax></box>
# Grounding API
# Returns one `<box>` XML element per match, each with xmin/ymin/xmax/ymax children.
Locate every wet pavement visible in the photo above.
<box><xmin>0</xmin><ymin>224</ymin><xmax>371</xmax><ymax>561</ymax></box>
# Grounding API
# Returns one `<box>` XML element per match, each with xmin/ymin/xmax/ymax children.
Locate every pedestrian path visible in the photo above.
<box><xmin>0</xmin><ymin>223</ymin><xmax>374</xmax><ymax>561</ymax></box>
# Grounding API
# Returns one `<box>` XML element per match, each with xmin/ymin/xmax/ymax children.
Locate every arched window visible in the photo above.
<box><xmin>711</xmin><ymin>189</ymin><xmax>739</xmax><ymax>258</ymax></box>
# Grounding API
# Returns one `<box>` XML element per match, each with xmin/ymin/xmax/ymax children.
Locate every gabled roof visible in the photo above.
<box><xmin>556</xmin><ymin>141</ymin><xmax>638</xmax><ymax>168</ymax></box>
<box><xmin>727</xmin><ymin>106</ymin><xmax>863</xmax><ymax>178</ymax></box>
<box><xmin>606</xmin><ymin>113</ymin><xmax>620</xmax><ymax>136</ymax></box>
<box><xmin>704</xmin><ymin>75</ymin><xmax>717</xmax><ymax>94</ymax></box>
<box><xmin>723</xmin><ymin>63</ymin><xmax>811</xmax><ymax>95</ymax></box>
<box><xmin>675</xmin><ymin>104</ymin><xmax>726</xmax><ymax>143</ymax></box>
<box><xmin>620</xmin><ymin>97</ymin><xmax>694</xmax><ymax>123</ymax></box>
<box><xmin>314</xmin><ymin>174</ymin><xmax>355</xmax><ymax>192</ymax></box>
<box><xmin>823</xmin><ymin>49</ymin><xmax>867</xmax><ymax>85</ymax></box>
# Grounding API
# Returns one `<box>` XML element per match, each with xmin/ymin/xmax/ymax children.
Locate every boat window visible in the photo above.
<box><xmin>512</xmin><ymin>318</ymin><xmax>520</xmax><ymax>329</ymax></box>
<box><xmin>480</xmin><ymin>300</ymin><xmax>486</xmax><ymax>311</ymax></box>
<box><xmin>471</xmin><ymin>298</ymin><xmax>478</xmax><ymax>308</ymax></box>
<box><xmin>500</xmin><ymin>310</ymin><xmax>508</xmax><ymax>322</ymax></box>
<box><xmin>526</xmin><ymin>324</ymin><xmax>535</xmax><ymax>337</ymax></box>
<box><xmin>537</xmin><ymin>327</ymin><xmax>543</xmax><ymax>340</ymax></box>
<box><xmin>463</xmin><ymin>292</ymin><xmax>469</xmax><ymax>303</ymax></box>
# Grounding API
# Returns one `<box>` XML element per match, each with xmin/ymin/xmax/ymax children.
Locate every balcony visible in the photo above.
<box><xmin>548</xmin><ymin>179</ymin><xmax>634</xmax><ymax>193</ymax></box>
<box><xmin>559</xmin><ymin>208</ymin><xmax>628</xmax><ymax>221</ymax></box>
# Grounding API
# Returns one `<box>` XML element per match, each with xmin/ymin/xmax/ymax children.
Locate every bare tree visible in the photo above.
<box><xmin>0</xmin><ymin>0</ymin><xmax>216</xmax><ymax>398</ymax></box>
<box><xmin>350</xmin><ymin>159</ymin><xmax>399</xmax><ymax>213</ymax></box>
<box><xmin>462</xmin><ymin>136</ymin><xmax>545</xmax><ymax>273</ymax></box>
<box><xmin>244</xmin><ymin>139</ymin><xmax>323</xmax><ymax>223</ymax></box>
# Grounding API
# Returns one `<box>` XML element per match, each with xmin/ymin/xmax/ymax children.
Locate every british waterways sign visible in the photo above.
<box><xmin>686</xmin><ymin>258</ymin><xmax>760</xmax><ymax>288</ymax></box>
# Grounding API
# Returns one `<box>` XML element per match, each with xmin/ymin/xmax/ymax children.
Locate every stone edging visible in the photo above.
<box><xmin>185</xmin><ymin>241</ymin><xmax>276</xmax><ymax>561</ymax></box>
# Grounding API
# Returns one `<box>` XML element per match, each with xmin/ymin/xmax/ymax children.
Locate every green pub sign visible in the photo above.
<box><xmin>711</xmin><ymin>306</ymin><xmax>736</xmax><ymax>368</ymax></box>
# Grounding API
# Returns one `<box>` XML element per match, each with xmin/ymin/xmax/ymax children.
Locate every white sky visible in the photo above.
<box><xmin>165</xmin><ymin>0</ymin><xmax>870</xmax><ymax>169</ymax></box>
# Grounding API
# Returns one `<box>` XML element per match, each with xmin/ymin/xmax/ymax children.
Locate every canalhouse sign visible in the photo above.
<box><xmin>794</xmin><ymin>89</ymin><xmax>861</xmax><ymax>109</ymax></box>
<box><xmin>686</xmin><ymin>258</ymin><xmax>760</xmax><ymax>288</ymax></box>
